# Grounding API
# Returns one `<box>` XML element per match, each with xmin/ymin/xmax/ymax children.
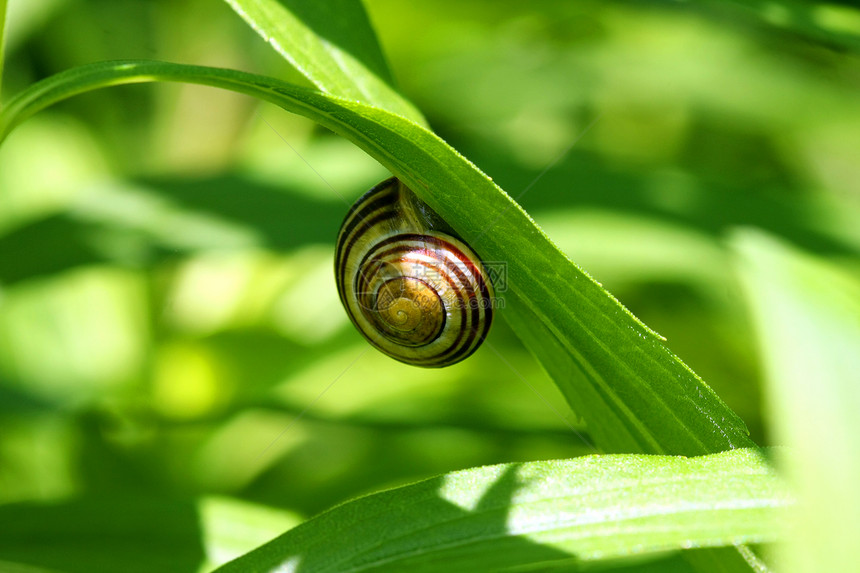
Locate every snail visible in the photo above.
<box><xmin>335</xmin><ymin>178</ymin><xmax>494</xmax><ymax>367</ymax></box>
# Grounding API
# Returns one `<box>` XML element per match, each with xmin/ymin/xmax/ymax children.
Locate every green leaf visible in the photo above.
<box><xmin>0</xmin><ymin>59</ymin><xmax>753</xmax><ymax>459</ymax></box>
<box><xmin>0</xmin><ymin>0</ymin><xmax>8</xmax><ymax>103</ymax></box>
<box><xmin>222</xmin><ymin>0</ymin><xmax>426</xmax><ymax>126</ymax></box>
<box><xmin>733</xmin><ymin>229</ymin><xmax>860</xmax><ymax>573</ymax></box>
<box><xmin>212</xmin><ymin>448</ymin><xmax>789</xmax><ymax>572</ymax></box>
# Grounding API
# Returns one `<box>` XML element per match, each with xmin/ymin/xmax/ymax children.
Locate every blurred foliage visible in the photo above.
<box><xmin>0</xmin><ymin>0</ymin><xmax>858</xmax><ymax>571</ymax></box>
<box><xmin>734</xmin><ymin>230</ymin><xmax>860</xmax><ymax>572</ymax></box>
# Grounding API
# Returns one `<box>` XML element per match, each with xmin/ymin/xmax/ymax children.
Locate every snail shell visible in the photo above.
<box><xmin>335</xmin><ymin>178</ymin><xmax>494</xmax><ymax>367</ymax></box>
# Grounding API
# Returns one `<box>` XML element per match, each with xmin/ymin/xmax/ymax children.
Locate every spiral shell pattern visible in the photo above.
<box><xmin>335</xmin><ymin>178</ymin><xmax>494</xmax><ymax>367</ymax></box>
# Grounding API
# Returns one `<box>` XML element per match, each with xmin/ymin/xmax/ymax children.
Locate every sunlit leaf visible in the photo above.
<box><xmin>213</xmin><ymin>448</ymin><xmax>789</xmax><ymax>572</ymax></box>
<box><xmin>222</xmin><ymin>0</ymin><xmax>425</xmax><ymax>126</ymax></box>
<box><xmin>199</xmin><ymin>497</ymin><xmax>302</xmax><ymax>571</ymax></box>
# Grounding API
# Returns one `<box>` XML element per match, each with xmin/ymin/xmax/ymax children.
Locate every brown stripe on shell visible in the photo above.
<box><xmin>334</xmin><ymin>178</ymin><xmax>494</xmax><ymax>367</ymax></box>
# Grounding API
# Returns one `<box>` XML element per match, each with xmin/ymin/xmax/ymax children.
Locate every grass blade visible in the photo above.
<box><xmin>222</xmin><ymin>0</ymin><xmax>425</xmax><ymax>126</ymax></box>
<box><xmin>212</xmin><ymin>448</ymin><xmax>789</xmax><ymax>572</ymax></box>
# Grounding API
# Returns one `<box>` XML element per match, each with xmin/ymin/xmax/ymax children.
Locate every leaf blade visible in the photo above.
<box><xmin>0</xmin><ymin>60</ymin><xmax>753</xmax><ymax>459</ymax></box>
<box><xmin>222</xmin><ymin>0</ymin><xmax>426</xmax><ymax>126</ymax></box>
<box><xmin>212</xmin><ymin>448</ymin><xmax>789</xmax><ymax>572</ymax></box>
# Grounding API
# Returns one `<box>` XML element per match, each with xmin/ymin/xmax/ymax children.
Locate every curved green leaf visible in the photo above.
<box><xmin>0</xmin><ymin>60</ymin><xmax>753</xmax><ymax>458</ymax></box>
<box><xmin>211</xmin><ymin>448</ymin><xmax>789</xmax><ymax>572</ymax></box>
<box><xmin>222</xmin><ymin>0</ymin><xmax>426</xmax><ymax>126</ymax></box>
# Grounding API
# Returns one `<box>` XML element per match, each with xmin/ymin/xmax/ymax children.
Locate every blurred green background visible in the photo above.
<box><xmin>0</xmin><ymin>0</ymin><xmax>858</xmax><ymax>571</ymax></box>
